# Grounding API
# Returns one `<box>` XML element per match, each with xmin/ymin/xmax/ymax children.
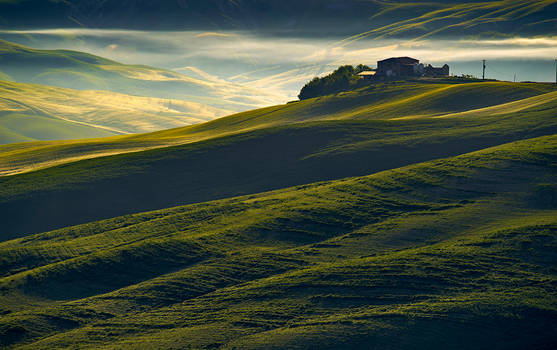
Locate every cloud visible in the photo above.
<box><xmin>1</xmin><ymin>28</ymin><xmax>556</xmax><ymax>98</ymax></box>
<box><xmin>195</xmin><ymin>32</ymin><xmax>235</xmax><ymax>38</ymax></box>
<box><xmin>174</xmin><ymin>66</ymin><xmax>227</xmax><ymax>83</ymax></box>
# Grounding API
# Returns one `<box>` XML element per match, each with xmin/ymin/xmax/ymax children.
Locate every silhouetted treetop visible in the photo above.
<box><xmin>298</xmin><ymin>64</ymin><xmax>371</xmax><ymax>100</ymax></box>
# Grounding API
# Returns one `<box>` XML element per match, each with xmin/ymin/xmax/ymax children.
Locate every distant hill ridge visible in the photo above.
<box><xmin>0</xmin><ymin>79</ymin><xmax>231</xmax><ymax>144</ymax></box>
<box><xmin>0</xmin><ymin>39</ymin><xmax>282</xmax><ymax>115</ymax></box>
<box><xmin>1</xmin><ymin>0</ymin><xmax>555</xmax><ymax>39</ymax></box>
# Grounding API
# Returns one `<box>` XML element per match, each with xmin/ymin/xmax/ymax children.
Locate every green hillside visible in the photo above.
<box><xmin>0</xmin><ymin>112</ymin><xmax>117</xmax><ymax>144</ymax></box>
<box><xmin>340</xmin><ymin>0</ymin><xmax>557</xmax><ymax>42</ymax></box>
<box><xmin>0</xmin><ymin>0</ymin><xmax>555</xmax><ymax>39</ymax></box>
<box><xmin>1</xmin><ymin>134</ymin><xmax>556</xmax><ymax>349</ymax></box>
<box><xmin>2</xmin><ymin>2</ymin><xmax>556</xmax><ymax>348</ymax></box>
<box><xmin>0</xmin><ymin>39</ymin><xmax>281</xmax><ymax>113</ymax></box>
<box><xmin>0</xmin><ymin>80</ymin><xmax>230</xmax><ymax>144</ymax></box>
<box><xmin>0</xmin><ymin>80</ymin><xmax>555</xmax><ymax>240</ymax></box>
<box><xmin>1</xmin><ymin>80</ymin><xmax>553</xmax><ymax>175</ymax></box>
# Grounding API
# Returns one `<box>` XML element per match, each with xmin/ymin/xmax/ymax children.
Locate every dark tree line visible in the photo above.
<box><xmin>298</xmin><ymin>64</ymin><xmax>371</xmax><ymax>100</ymax></box>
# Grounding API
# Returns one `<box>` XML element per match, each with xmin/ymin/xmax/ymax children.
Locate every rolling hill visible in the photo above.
<box><xmin>1</xmin><ymin>80</ymin><xmax>554</xmax><ymax>175</ymax></box>
<box><xmin>0</xmin><ymin>113</ymin><xmax>116</xmax><ymax>145</ymax></box>
<box><xmin>0</xmin><ymin>0</ymin><xmax>555</xmax><ymax>39</ymax></box>
<box><xmin>0</xmin><ymin>133</ymin><xmax>555</xmax><ymax>349</ymax></box>
<box><xmin>0</xmin><ymin>79</ymin><xmax>555</xmax><ymax>240</ymax></box>
<box><xmin>0</xmin><ymin>39</ymin><xmax>282</xmax><ymax>113</ymax></box>
<box><xmin>339</xmin><ymin>0</ymin><xmax>557</xmax><ymax>42</ymax></box>
<box><xmin>1</xmin><ymin>2</ymin><xmax>556</xmax><ymax>348</ymax></box>
<box><xmin>0</xmin><ymin>79</ymin><xmax>230</xmax><ymax>144</ymax></box>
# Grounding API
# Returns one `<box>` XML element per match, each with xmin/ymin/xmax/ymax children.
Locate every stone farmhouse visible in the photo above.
<box><xmin>358</xmin><ymin>57</ymin><xmax>449</xmax><ymax>80</ymax></box>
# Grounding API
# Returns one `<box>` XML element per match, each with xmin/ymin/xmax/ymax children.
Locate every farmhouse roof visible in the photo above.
<box><xmin>378</xmin><ymin>57</ymin><xmax>419</xmax><ymax>64</ymax></box>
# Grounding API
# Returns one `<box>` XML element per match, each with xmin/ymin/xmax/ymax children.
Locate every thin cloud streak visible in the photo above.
<box><xmin>5</xmin><ymin>29</ymin><xmax>556</xmax><ymax>66</ymax></box>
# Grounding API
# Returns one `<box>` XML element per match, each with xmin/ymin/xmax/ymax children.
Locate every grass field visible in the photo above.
<box><xmin>0</xmin><ymin>80</ymin><xmax>555</xmax><ymax>239</ymax></box>
<box><xmin>339</xmin><ymin>0</ymin><xmax>557</xmax><ymax>43</ymax></box>
<box><xmin>0</xmin><ymin>79</ymin><xmax>231</xmax><ymax>143</ymax></box>
<box><xmin>0</xmin><ymin>112</ymin><xmax>116</xmax><ymax>144</ymax></box>
<box><xmin>1</xmin><ymin>0</ymin><xmax>555</xmax><ymax>39</ymax></box>
<box><xmin>0</xmin><ymin>134</ymin><xmax>555</xmax><ymax>349</ymax></box>
<box><xmin>1</xmin><ymin>80</ymin><xmax>553</xmax><ymax>174</ymax></box>
<box><xmin>1</xmin><ymin>76</ymin><xmax>556</xmax><ymax>348</ymax></box>
<box><xmin>1</xmin><ymin>1</ymin><xmax>556</xmax><ymax>348</ymax></box>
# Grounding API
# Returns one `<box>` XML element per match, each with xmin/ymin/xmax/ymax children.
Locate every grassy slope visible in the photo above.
<box><xmin>0</xmin><ymin>39</ymin><xmax>281</xmax><ymax>112</ymax></box>
<box><xmin>0</xmin><ymin>80</ymin><xmax>555</xmax><ymax>239</ymax></box>
<box><xmin>0</xmin><ymin>0</ymin><xmax>555</xmax><ymax>39</ymax></box>
<box><xmin>0</xmin><ymin>79</ymin><xmax>230</xmax><ymax>143</ymax></box>
<box><xmin>0</xmin><ymin>80</ymin><xmax>553</xmax><ymax>175</ymax></box>
<box><xmin>0</xmin><ymin>134</ymin><xmax>555</xmax><ymax>349</ymax></box>
<box><xmin>340</xmin><ymin>0</ymin><xmax>557</xmax><ymax>43</ymax></box>
<box><xmin>0</xmin><ymin>113</ymin><xmax>116</xmax><ymax>144</ymax></box>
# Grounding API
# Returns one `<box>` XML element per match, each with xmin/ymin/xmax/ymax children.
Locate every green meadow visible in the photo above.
<box><xmin>0</xmin><ymin>79</ymin><xmax>231</xmax><ymax>143</ymax></box>
<box><xmin>0</xmin><ymin>79</ymin><xmax>555</xmax><ymax>239</ymax></box>
<box><xmin>345</xmin><ymin>0</ymin><xmax>557</xmax><ymax>41</ymax></box>
<box><xmin>0</xmin><ymin>134</ymin><xmax>556</xmax><ymax>348</ymax></box>
<box><xmin>1</xmin><ymin>0</ymin><xmax>555</xmax><ymax>38</ymax></box>
<box><xmin>1</xmin><ymin>80</ymin><xmax>554</xmax><ymax>174</ymax></box>
<box><xmin>0</xmin><ymin>0</ymin><xmax>556</xmax><ymax>346</ymax></box>
<box><xmin>0</xmin><ymin>112</ymin><xmax>115</xmax><ymax>144</ymax></box>
<box><xmin>0</xmin><ymin>67</ymin><xmax>556</xmax><ymax>348</ymax></box>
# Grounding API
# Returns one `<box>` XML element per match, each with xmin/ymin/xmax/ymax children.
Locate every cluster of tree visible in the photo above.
<box><xmin>298</xmin><ymin>64</ymin><xmax>371</xmax><ymax>100</ymax></box>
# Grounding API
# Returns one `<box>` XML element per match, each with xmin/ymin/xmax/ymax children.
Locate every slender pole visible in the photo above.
<box><xmin>514</xmin><ymin>74</ymin><xmax>516</xmax><ymax>83</ymax></box>
<box><xmin>482</xmin><ymin>60</ymin><xmax>486</xmax><ymax>80</ymax></box>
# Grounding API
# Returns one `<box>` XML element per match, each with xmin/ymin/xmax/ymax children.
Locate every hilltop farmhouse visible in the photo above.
<box><xmin>358</xmin><ymin>57</ymin><xmax>449</xmax><ymax>80</ymax></box>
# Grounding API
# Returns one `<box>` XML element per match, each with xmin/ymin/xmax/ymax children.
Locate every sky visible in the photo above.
<box><xmin>2</xmin><ymin>29</ymin><xmax>556</xmax><ymax>101</ymax></box>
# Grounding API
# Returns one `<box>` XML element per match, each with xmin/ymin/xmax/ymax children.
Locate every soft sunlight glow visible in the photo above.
<box><xmin>3</xmin><ymin>29</ymin><xmax>556</xmax><ymax>100</ymax></box>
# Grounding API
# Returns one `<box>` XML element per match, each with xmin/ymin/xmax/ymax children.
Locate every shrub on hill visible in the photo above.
<box><xmin>298</xmin><ymin>64</ymin><xmax>371</xmax><ymax>100</ymax></box>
